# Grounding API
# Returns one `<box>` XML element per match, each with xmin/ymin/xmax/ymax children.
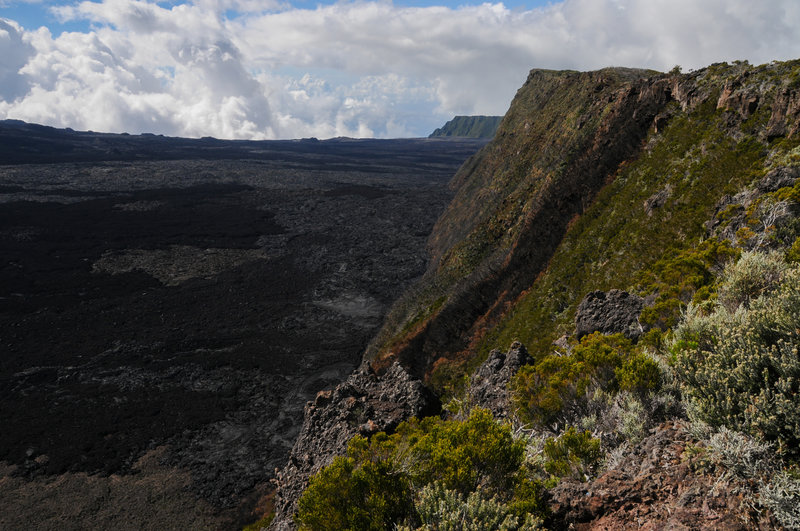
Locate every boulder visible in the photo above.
<box><xmin>268</xmin><ymin>362</ymin><xmax>437</xmax><ymax>530</ymax></box>
<box><xmin>575</xmin><ymin>289</ymin><xmax>645</xmax><ymax>340</ymax></box>
<box><xmin>756</xmin><ymin>165</ymin><xmax>800</xmax><ymax>193</ymax></box>
<box><xmin>468</xmin><ymin>341</ymin><xmax>532</xmax><ymax>419</ymax></box>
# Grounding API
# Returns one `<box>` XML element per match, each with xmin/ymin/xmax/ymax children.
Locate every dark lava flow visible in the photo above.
<box><xmin>0</xmin><ymin>127</ymin><xmax>486</xmax><ymax>519</ymax></box>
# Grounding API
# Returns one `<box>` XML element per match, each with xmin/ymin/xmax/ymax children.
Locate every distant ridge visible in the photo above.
<box><xmin>429</xmin><ymin>115</ymin><xmax>502</xmax><ymax>138</ymax></box>
<box><xmin>0</xmin><ymin>119</ymin><xmax>487</xmax><ymax>166</ymax></box>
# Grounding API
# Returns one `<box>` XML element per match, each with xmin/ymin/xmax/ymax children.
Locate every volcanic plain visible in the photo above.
<box><xmin>0</xmin><ymin>121</ymin><xmax>486</xmax><ymax>529</ymax></box>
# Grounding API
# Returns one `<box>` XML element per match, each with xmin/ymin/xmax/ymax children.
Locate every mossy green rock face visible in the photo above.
<box><xmin>369</xmin><ymin>60</ymin><xmax>800</xmax><ymax>390</ymax></box>
<box><xmin>429</xmin><ymin>116</ymin><xmax>503</xmax><ymax>139</ymax></box>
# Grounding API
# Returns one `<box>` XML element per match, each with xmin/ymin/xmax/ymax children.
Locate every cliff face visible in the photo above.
<box><xmin>367</xmin><ymin>60</ymin><xmax>800</xmax><ymax>387</ymax></box>
<box><xmin>428</xmin><ymin>115</ymin><xmax>503</xmax><ymax>139</ymax></box>
<box><xmin>368</xmin><ymin>67</ymin><xmax>669</xmax><ymax>378</ymax></box>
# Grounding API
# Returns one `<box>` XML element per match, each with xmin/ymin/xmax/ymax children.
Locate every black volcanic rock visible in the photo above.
<box><xmin>269</xmin><ymin>362</ymin><xmax>437</xmax><ymax>530</ymax></box>
<box><xmin>467</xmin><ymin>341</ymin><xmax>532</xmax><ymax>419</ymax></box>
<box><xmin>756</xmin><ymin>165</ymin><xmax>800</xmax><ymax>193</ymax></box>
<box><xmin>0</xmin><ymin>127</ymin><xmax>484</xmax><ymax>527</ymax></box>
<box><xmin>575</xmin><ymin>289</ymin><xmax>645</xmax><ymax>340</ymax></box>
<box><xmin>0</xmin><ymin>119</ymin><xmax>488</xmax><ymax>167</ymax></box>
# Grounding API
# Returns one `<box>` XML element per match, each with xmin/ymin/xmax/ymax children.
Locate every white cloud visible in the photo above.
<box><xmin>0</xmin><ymin>18</ymin><xmax>35</xmax><ymax>101</ymax></box>
<box><xmin>2</xmin><ymin>0</ymin><xmax>800</xmax><ymax>139</ymax></box>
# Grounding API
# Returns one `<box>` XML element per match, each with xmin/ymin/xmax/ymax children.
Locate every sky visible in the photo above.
<box><xmin>1</xmin><ymin>0</ymin><xmax>800</xmax><ymax>139</ymax></box>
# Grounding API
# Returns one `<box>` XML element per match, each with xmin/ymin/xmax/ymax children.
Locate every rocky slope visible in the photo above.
<box><xmin>547</xmin><ymin>421</ymin><xmax>777</xmax><ymax>530</ymax></box>
<box><xmin>269</xmin><ymin>363</ymin><xmax>437</xmax><ymax>529</ymax></box>
<box><xmin>270</xmin><ymin>59</ymin><xmax>800</xmax><ymax>529</ymax></box>
<box><xmin>368</xmin><ymin>60</ymin><xmax>800</xmax><ymax>383</ymax></box>
<box><xmin>367</xmin><ymin>66</ymin><xmax>670</xmax><ymax>378</ymax></box>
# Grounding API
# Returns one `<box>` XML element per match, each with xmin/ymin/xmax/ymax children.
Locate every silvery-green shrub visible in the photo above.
<box><xmin>760</xmin><ymin>470</ymin><xmax>800</xmax><ymax>530</ymax></box>
<box><xmin>673</xmin><ymin>258</ymin><xmax>800</xmax><ymax>451</ymax></box>
<box><xmin>400</xmin><ymin>482</ymin><xmax>542</xmax><ymax>531</ymax></box>
<box><xmin>716</xmin><ymin>250</ymin><xmax>787</xmax><ymax>311</ymax></box>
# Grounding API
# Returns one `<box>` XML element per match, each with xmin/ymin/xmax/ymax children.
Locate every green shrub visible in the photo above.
<box><xmin>395</xmin><ymin>408</ymin><xmax>526</xmax><ymax>496</ymax></box>
<box><xmin>615</xmin><ymin>352</ymin><xmax>661</xmax><ymax>393</ymax></box>
<box><xmin>296</xmin><ymin>409</ymin><xmax>547</xmax><ymax>529</ymax></box>
<box><xmin>673</xmin><ymin>258</ymin><xmax>800</xmax><ymax>453</ymax></box>
<box><xmin>542</xmin><ymin>427</ymin><xmax>603</xmax><ymax>481</ymax></box>
<box><xmin>511</xmin><ymin>333</ymin><xmax>661</xmax><ymax>430</ymax></box>
<box><xmin>399</xmin><ymin>482</ymin><xmax>543</xmax><ymax>531</ymax></box>
<box><xmin>295</xmin><ymin>453</ymin><xmax>412</xmax><ymax>530</ymax></box>
<box><xmin>787</xmin><ymin>236</ymin><xmax>800</xmax><ymax>262</ymax></box>
<box><xmin>636</xmin><ymin>239</ymin><xmax>739</xmax><ymax>329</ymax></box>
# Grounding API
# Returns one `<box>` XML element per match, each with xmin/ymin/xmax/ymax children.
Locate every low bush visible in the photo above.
<box><xmin>760</xmin><ymin>470</ymin><xmax>800</xmax><ymax>530</ymax></box>
<box><xmin>542</xmin><ymin>427</ymin><xmax>603</xmax><ymax>481</ymax></box>
<box><xmin>606</xmin><ymin>392</ymin><xmax>649</xmax><ymax>445</ymax></box>
<box><xmin>672</xmin><ymin>257</ymin><xmax>800</xmax><ymax>453</ymax></box>
<box><xmin>716</xmin><ymin>250</ymin><xmax>787</xmax><ymax>311</ymax></box>
<box><xmin>787</xmin><ymin>236</ymin><xmax>800</xmax><ymax>262</ymax></box>
<box><xmin>393</xmin><ymin>408</ymin><xmax>526</xmax><ymax>496</ymax></box>
<box><xmin>511</xmin><ymin>333</ymin><xmax>660</xmax><ymax>430</ymax></box>
<box><xmin>399</xmin><ymin>482</ymin><xmax>543</xmax><ymax>531</ymax></box>
<box><xmin>295</xmin><ymin>453</ymin><xmax>411</xmax><ymax>530</ymax></box>
<box><xmin>704</xmin><ymin>427</ymin><xmax>775</xmax><ymax>480</ymax></box>
<box><xmin>295</xmin><ymin>409</ymin><xmax>547</xmax><ymax>529</ymax></box>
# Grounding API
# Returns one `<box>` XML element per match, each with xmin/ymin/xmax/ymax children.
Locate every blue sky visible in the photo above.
<box><xmin>2</xmin><ymin>2</ymin><xmax>81</xmax><ymax>32</ymax></box>
<box><xmin>2</xmin><ymin>0</ymin><xmax>557</xmax><ymax>34</ymax></box>
<box><xmin>2</xmin><ymin>0</ymin><xmax>800</xmax><ymax>139</ymax></box>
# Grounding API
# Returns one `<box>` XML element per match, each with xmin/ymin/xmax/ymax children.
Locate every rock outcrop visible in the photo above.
<box><xmin>575</xmin><ymin>289</ymin><xmax>645</xmax><ymax>340</ymax></box>
<box><xmin>547</xmin><ymin>421</ymin><xmax>773</xmax><ymax>530</ymax></box>
<box><xmin>766</xmin><ymin>87</ymin><xmax>800</xmax><ymax>139</ymax></box>
<box><xmin>757</xmin><ymin>165</ymin><xmax>800</xmax><ymax>194</ymax></box>
<box><xmin>268</xmin><ymin>363</ymin><xmax>437</xmax><ymax>530</ymax></box>
<box><xmin>705</xmin><ymin>165</ymin><xmax>800</xmax><ymax>248</ymax></box>
<box><xmin>467</xmin><ymin>341</ymin><xmax>532</xmax><ymax>419</ymax></box>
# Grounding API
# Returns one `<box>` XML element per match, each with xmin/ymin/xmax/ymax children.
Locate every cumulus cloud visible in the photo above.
<box><xmin>2</xmin><ymin>0</ymin><xmax>800</xmax><ymax>139</ymax></box>
<box><xmin>0</xmin><ymin>18</ymin><xmax>35</xmax><ymax>101</ymax></box>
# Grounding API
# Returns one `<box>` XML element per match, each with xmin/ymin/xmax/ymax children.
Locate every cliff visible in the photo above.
<box><xmin>368</xmin><ymin>60</ymin><xmax>800</xmax><ymax>388</ymax></box>
<box><xmin>268</xmin><ymin>59</ymin><xmax>800</xmax><ymax>529</ymax></box>
<box><xmin>428</xmin><ymin>115</ymin><xmax>503</xmax><ymax>139</ymax></box>
<box><xmin>368</xmin><ymin>66</ymin><xmax>668</xmax><ymax>380</ymax></box>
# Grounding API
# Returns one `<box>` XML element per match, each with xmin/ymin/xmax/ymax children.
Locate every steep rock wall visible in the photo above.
<box><xmin>368</xmin><ymin>60</ymin><xmax>800</xmax><ymax>386</ymax></box>
<box><xmin>368</xmin><ymin>67</ymin><xmax>671</xmax><ymax>378</ymax></box>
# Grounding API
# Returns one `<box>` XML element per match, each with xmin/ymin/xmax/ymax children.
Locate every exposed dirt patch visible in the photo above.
<box><xmin>548</xmin><ymin>421</ymin><xmax>774</xmax><ymax>530</ymax></box>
